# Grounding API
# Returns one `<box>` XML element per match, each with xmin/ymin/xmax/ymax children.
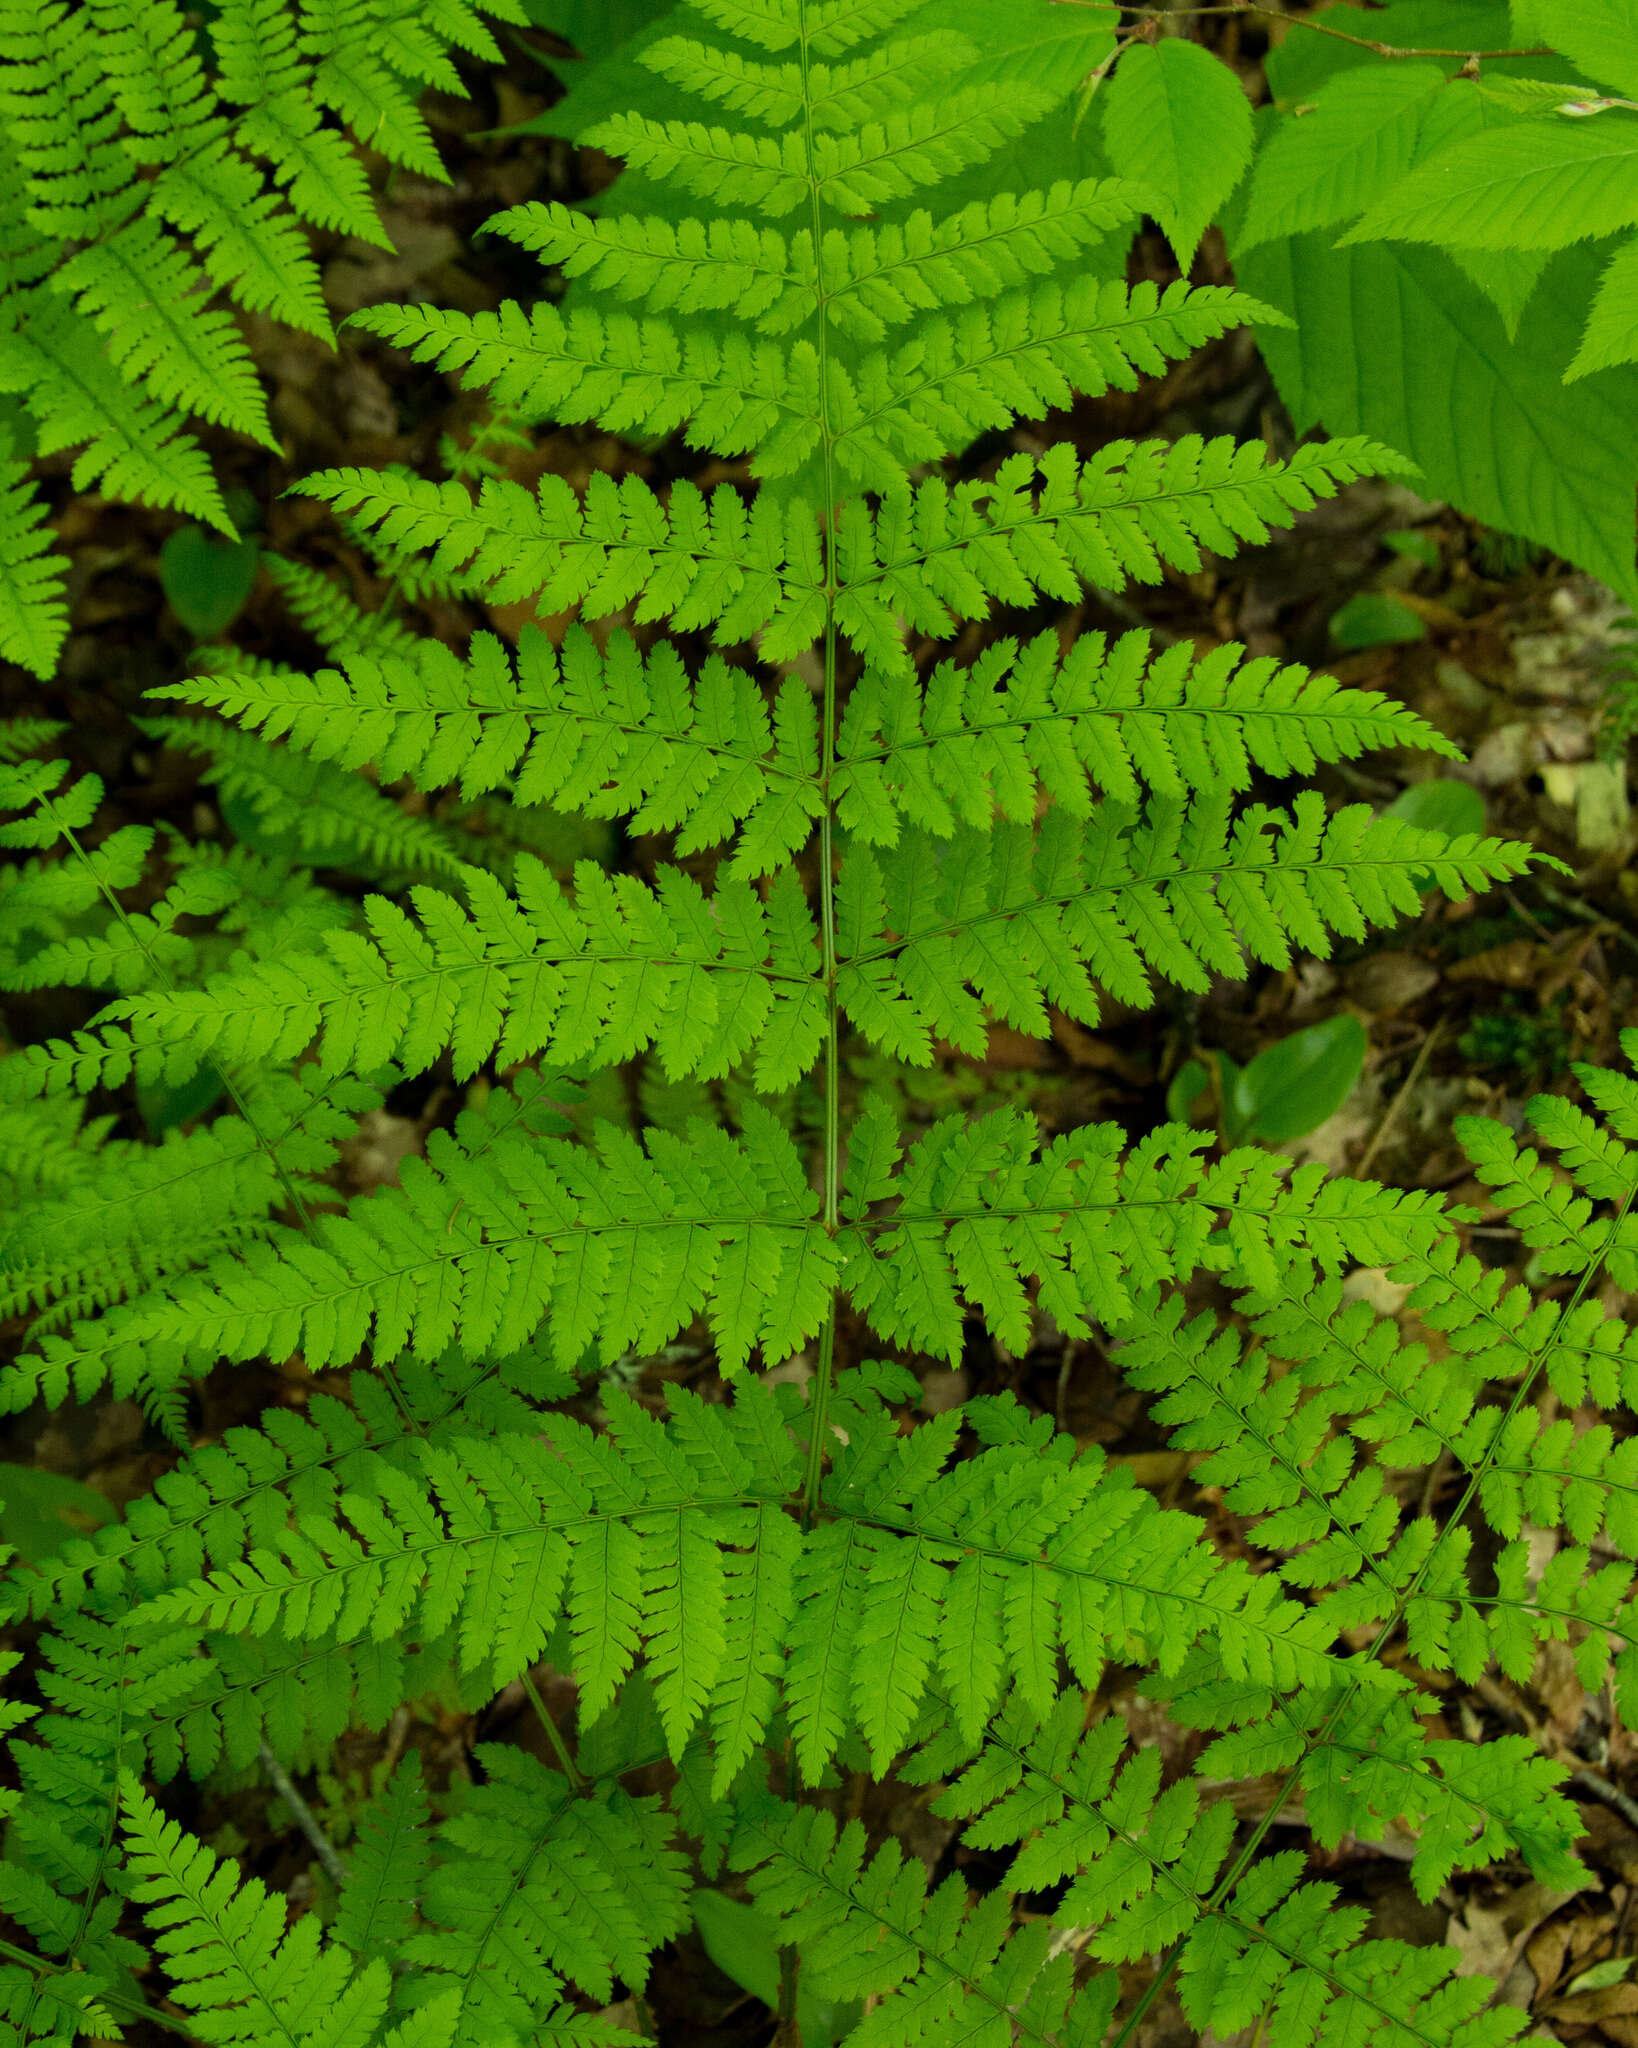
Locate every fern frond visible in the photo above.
<box><xmin>0</xmin><ymin>719</ymin><xmax>69</xmax><ymax>765</ymax></box>
<box><xmin>211</xmin><ymin>0</ymin><xmax>386</xmax><ymax>243</ymax></box>
<box><xmin>25</xmin><ymin>1339</ymin><xmax>571</xmax><ymax>1620</ymax></box>
<box><xmin>837</xmin><ymin>626</ymin><xmax>1458</xmax><ymax>841</ymax></box>
<box><xmin>0</xmin><ymin>1618</ymin><xmax>202</xmax><ymax>2020</ymax></box>
<box><xmin>0</xmin><ymin>303</ymin><xmax>231</xmax><ymax>529</ymax></box>
<box><xmin>0</xmin><ymin>425</ymin><xmax>69</xmax><ymax>680</ymax></box>
<box><xmin>92</xmin><ymin>0</ymin><xmax>334</xmax><ymax>339</ymax></box>
<box><xmin>848</xmin><ymin>1103</ymin><xmax>1450</xmax><ymax>1359</ymax></box>
<box><xmin>0</xmin><ymin>1068</ymin><xmax>381</xmax><ymax>1330</ymax></box>
<box><xmin>296</xmin><ymin>433</ymin><xmax>1409</xmax><ymax>675</ymax></box>
<box><xmin>487</xmin><ymin>176</ymin><xmax>1138</xmax><ymax>345</ymax></box>
<box><xmin>835</xmin><ymin>796</ymin><xmax>1531</xmax><ymax>1061</ymax></box>
<box><xmin>334</xmin><ymin>1752</ymin><xmax>430</xmax><ymax>1961</ymax></box>
<box><xmin>301</xmin><ymin>0</ymin><xmax>448</xmax><ymax>182</ymax></box>
<box><xmin>6</xmin><ymin>1098</ymin><xmax>841</xmax><ymax>1398</ymax></box>
<box><xmin>349</xmin><ymin>296</ymin><xmax>821</xmax><ymax>462</ymax></box>
<box><xmin>906</xmin><ymin>1694</ymin><xmax>1535</xmax><ymax>2047</ymax></box>
<box><xmin>836</xmin><ymin>434</ymin><xmax>1416</xmax><ymax>672</ymax></box>
<box><xmin>0</xmin><ymin>853</ymin><xmax>826</xmax><ymax>1099</ymax></box>
<box><xmin>136</xmin><ymin>1377</ymin><xmax>1346</xmax><ymax>1793</ymax></box>
<box><xmin>292</xmin><ymin>465</ymin><xmax>829</xmax><ymax>654</ymax></box>
<box><xmin>640</xmin><ymin>29</ymin><xmax>977</xmax><ymax>131</ymax></box>
<box><xmin>825</xmin><ymin>279</ymin><xmax>1284</xmax><ymax>491</ymax></box>
<box><xmin>120</xmin><ymin>1775</ymin><xmax>389</xmax><ymax>2044</ymax></box>
<box><xmin>260</xmin><ymin>551</ymin><xmax>427</xmax><ymax>662</ymax></box>
<box><xmin>816</xmin><ymin>180</ymin><xmax>1141</xmax><ymax>342</ymax></box>
<box><xmin>142</xmin><ymin>715</ymin><xmax>470</xmax><ymax>880</ymax></box>
<box><xmin>0</xmin><ymin>1</ymin><xmax>136</xmax><ymax>241</ymax></box>
<box><xmin>732</xmin><ymin>1793</ymin><xmax>1108</xmax><ymax>2046</ymax></box>
<box><xmin>399</xmin><ymin>1744</ymin><xmax>688</xmax><ymax>2026</ymax></box>
<box><xmin>164</xmin><ymin>623</ymin><xmax>823</xmax><ymax>875</ymax></box>
<box><xmin>53</xmin><ymin>216</ymin><xmax>277</xmax><ymax>445</ymax></box>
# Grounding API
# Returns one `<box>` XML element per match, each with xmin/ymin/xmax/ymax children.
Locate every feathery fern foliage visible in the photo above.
<box><xmin>1</xmin><ymin>3</ymin><xmax>1628</xmax><ymax>2046</ymax></box>
<box><xmin>0</xmin><ymin>0</ymin><xmax>526</xmax><ymax>678</ymax></box>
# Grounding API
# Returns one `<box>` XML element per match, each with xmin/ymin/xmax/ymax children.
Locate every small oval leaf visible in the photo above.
<box><xmin>159</xmin><ymin>524</ymin><xmax>260</xmax><ymax>641</ymax></box>
<box><xmin>1383</xmin><ymin>778</ymin><xmax>1487</xmax><ymax>839</ymax></box>
<box><xmin>1232</xmin><ymin>1013</ymin><xmax>1368</xmax><ymax>1144</ymax></box>
<box><xmin>1329</xmin><ymin>590</ymin><xmax>1426</xmax><ymax>649</ymax></box>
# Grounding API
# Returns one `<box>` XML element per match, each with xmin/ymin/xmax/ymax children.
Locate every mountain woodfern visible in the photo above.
<box><xmin>2</xmin><ymin>1</ymin><xmax>1634</xmax><ymax>2044</ymax></box>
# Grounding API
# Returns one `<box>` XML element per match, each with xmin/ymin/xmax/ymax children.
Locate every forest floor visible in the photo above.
<box><xmin>5</xmin><ymin>8</ymin><xmax>1638</xmax><ymax>2045</ymax></box>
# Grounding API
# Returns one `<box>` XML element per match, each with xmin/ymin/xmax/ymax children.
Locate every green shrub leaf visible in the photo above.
<box><xmin>1102</xmin><ymin>37</ymin><xmax>1252</xmax><ymax>268</ymax></box>
<box><xmin>1226</xmin><ymin>1013</ymin><xmax>1369</xmax><ymax>1144</ymax></box>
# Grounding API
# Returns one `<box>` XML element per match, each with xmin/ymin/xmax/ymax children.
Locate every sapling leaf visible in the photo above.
<box><xmin>693</xmin><ymin>1888</ymin><xmax>860</xmax><ymax>2048</ymax></box>
<box><xmin>0</xmin><ymin>1463</ymin><xmax>113</xmax><ymax>1565</ymax></box>
<box><xmin>1225</xmin><ymin>1013</ymin><xmax>1368</xmax><ymax>1144</ymax></box>
<box><xmin>1329</xmin><ymin>590</ymin><xmax>1426</xmax><ymax>648</ymax></box>
<box><xmin>159</xmin><ymin>523</ymin><xmax>260</xmax><ymax>641</ymax></box>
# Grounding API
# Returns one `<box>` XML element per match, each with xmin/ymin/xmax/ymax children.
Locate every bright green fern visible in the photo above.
<box><xmin>3</xmin><ymin>4</ymin><xmax>1634</xmax><ymax>2047</ymax></box>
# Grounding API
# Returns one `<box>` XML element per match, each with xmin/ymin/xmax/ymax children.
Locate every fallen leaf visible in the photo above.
<box><xmin>1346</xmin><ymin>951</ymin><xmax>1440</xmax><ymax>1011</ymax></box>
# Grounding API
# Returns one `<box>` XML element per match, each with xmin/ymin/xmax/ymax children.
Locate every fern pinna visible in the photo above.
<box><xmin>0</xmin><ymin>1</ymin><xmax>1628</xmax><ymax>2043</ymax></box>
<box><xmin>0</xmin><ymin>0</ymin><xmax>528</xmax><ymax>680</ymax></box>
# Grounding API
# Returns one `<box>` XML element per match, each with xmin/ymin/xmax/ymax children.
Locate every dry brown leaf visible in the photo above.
<box><xmin>1445</xmin><ymin>940</ymin><xmax>1544</xmax><ymax>988</ymax></box>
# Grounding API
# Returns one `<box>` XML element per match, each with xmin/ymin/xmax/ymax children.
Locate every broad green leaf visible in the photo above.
<box><xmin>1383</xmin><ymin>528</ymin><xmax>1441</xmax><ymax>564</ymax></box>
<box><xmin>1343</xmin><ymin>119</ymin><xmax>1638</xmax><ymax>251</ymax></box>
<box><xmin>159</xmin><ymin>524</ymin><xmax>260</xmax><ymax>641</ymax></box>
<box><xmin>1569</xmin><ymin>234</ymin><xmax>1638</xmax><ymax>376</ymax></box>
<box><xmin>1567</xmin><ymin>1955</ymin><xmax>1637</xmax><ymax>1994</ymax></box>
<box><xmin>1102</xmin><ymin>39</ymin><xmax>1252</xmax><ymax>269</ymax></box>
<box><xmin>692</xmin><ymin>1889</ymin><xmax>860</xmax><ymax>2048</ymax></box>
<box><xmin>1165</xmin><ymin>1058</ymin><xmax>1212</xmax><ymax>1123</ymax></box>
<box><xmin>1238</xmin><ymin>64</ymin><xmax>1446</xmax><ymax>251</ymax></box>
<box><xmin>1448</xmin><ymin>246</ymin><xmax>1550</xmax><ymax>337</ymax></box>
<box><xmin>1384</xmin><ymin>779</ymin><xmax>1488</xmax><ymax>840</ymax></box>
<box><xmin>1226</xmin><ymin>1014</ymin><xmax>1368</xmax><ymax>1145</ymax></box>
<box><xmin>522</xmin><ymin>0</ymin><xmax>664</xmax><ymax>58</ymax></box>
<box><xmin>1531</xmin><ymin>0</ymin><xmax>1638</xmax><ymax>99</ymax></box>
<box><xmin>1238</xmin><ymin>234</ymin><xmax>1638</xmax><ymax>605</ymax></box>
<box><xmin>1329</xmin><ymin>591</ymin><xmax>1426</xmax><ymax>648</ymax></box>
<box><xmin>0</xmin><ymin>1463</ymin><xmax>113</xmax><ymax>1565</ymax></box>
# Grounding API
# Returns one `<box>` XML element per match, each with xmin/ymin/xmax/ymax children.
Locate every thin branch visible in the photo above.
<box><xmin>1053</xmin><ymin>0</ymin><xmax>1553</xmax><ymax>60</ymax></box>
<box><xmin>1355</xmin><ymin>1017</ymin><xmax>1442</xmax><ymax>1178</ymax></box>
<box><xmin>260</xmin><ymin>1741</ymin><xmax>348</xmax><ymax>1889</ymax></box>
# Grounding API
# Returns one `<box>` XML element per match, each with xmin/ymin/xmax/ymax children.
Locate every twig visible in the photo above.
<box><xmin>1355</xmin><ymin>1018</ymin><xmax>1443</xmax><ymax>1178</ymax></box>
<box><xmin>1052</xmin><ymin>0</ymin><xmax>1552</xmax><ymax>60</ymax></box>
<box><xmin>260</xmin><ymin>1741</ymin><xmax>348</xmax><ymax>1889</ymax></box>
<box><xmin>1572</xmin><ymin>1767</ymin><xmax>1638</xmax><ymax>1840</ymax></box>
<box><xmin>1531</xmin><ymin>878</ymin><xmax>1638</xmax><ymax>965</ymax></box>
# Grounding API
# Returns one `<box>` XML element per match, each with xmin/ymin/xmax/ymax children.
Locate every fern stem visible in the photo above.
<box><xmin>799</xmin><ymin>0</ymin><xmax>842</xmax><ymax>1528</ymax></box>
<box><xmin>0</xmin><ymin>1934</ymin><xmax>199</xmax><ymax>2040</ymax></box>
<box><xmin>520</xmin><ymin>1669</ymin><xmax>585</xmax><ymax>1789</ymax></box>
<box><xmin>775</xmin><ymin>1940</ymin><xmax>803</xmax><ymax>2048</ymax></box>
